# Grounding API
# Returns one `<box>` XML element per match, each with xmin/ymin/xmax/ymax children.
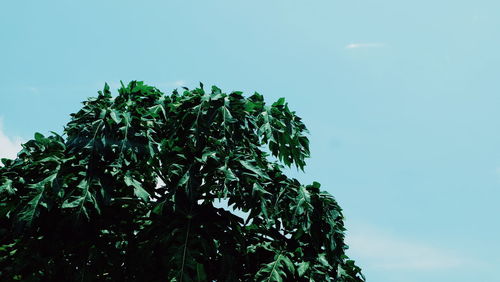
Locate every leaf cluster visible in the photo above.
<box><xmin>0</xmin><ymin>81</ymin><xmax>364</xmax><ymax>281</ymax></box>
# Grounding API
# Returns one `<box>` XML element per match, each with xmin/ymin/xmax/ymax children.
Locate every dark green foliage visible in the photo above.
<box><xmin>0</xmin><ymin>81</ymin><xmax>364</xmax><ymax>281</ymax></box>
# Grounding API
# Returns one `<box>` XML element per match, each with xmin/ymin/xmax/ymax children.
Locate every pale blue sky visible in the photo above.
<box><xmin>1</xmin><ymin>1</ymin><xmax>499</xmax><ymax>281</ymax></box>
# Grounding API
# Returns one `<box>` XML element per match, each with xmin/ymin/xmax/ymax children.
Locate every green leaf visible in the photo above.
<box><xmin>34</xmin><ymin>132</ymin><xmax>44</xmax><ymax>141</ymax></box>
<box><xmin>177</xmin><ymin>170</ymin><xmax>190</xmax><ymax>187</ymax></box>
<box><xmin>292</xmin><ymin>185</ymin><xmax>312</xmax><ymax>226</ymax></box>
<box><xmin>273</xmin><ymin>97</ymin><xmax>286</xmax><ymax>106</ymax></box>
<box><xmin>0</xmin><ymin>178</ymin><xmax>15</xmax><ymax>195</ymax></box>
<box><xmin>240</xmin><ymin>160</ymin><xmax>270</xmax><ymax>180</ymax></box>
<box><xmin>17</xmin><ymin>173</ymin><xmax>57</xmax><ymax>228</ymax></box>
<box><xmin>297</xmin><ymin>261</ymin><xmax>310</xmax><ymax>277</ymax></box>
<box><xmin>337</xmin><ymin>265</ymin><xmax>348</xmax><ymax>278</ymax></box>
<box><xmin>196</xmin><ymin>263</ymin><xmax>207</xmax><ymax>281</ymax></box>
<box><xmin>255</xmin><ymin>252</ymin><xmax>294</xmax><ymax>282</ymax></box>
<box><xmin>318</xmin><ymin>253</ymin><xmax>330</xmax><ymax>268</ymax></box>
<box><xmin>282</xmin><ymin>255</ymin><xmax>295</xmax><ymax>274</ymax></box>
<box><xmin>18</xmin><ymin>193</ymin><xmax>43</xmax><ymax>227</ymax></box>
<box><xmin>62</xmin><ymin>178</ymin><xmax>91</xmax><ymax>218</ymax></box>
<box><xmin>201</xmin><ymin>150</ymin><xmax>217</xmax><ymax>163</ymax></box>
<box><xmin>124</xmin><ymin>175</ymin><xmax>150</xmax><ymax>201</ymax></box>
<box><xmin>252</xmin><ymin>182</ymin><xmax>270</xmax><ymax>196</ymax></box>
<box><xmin>221</xmin><ymin>166</ymin><xmax>238</xmax><ymax>182</ymax></box>
<box><xmin>110</xmin><ymin>110</ymin><xmax>121</xmax><ymax>124</ymax></box>
<box><xmin>61</xmin><ymin>196</ymin><xmax>84</xmax><ymax>209</ymax></box>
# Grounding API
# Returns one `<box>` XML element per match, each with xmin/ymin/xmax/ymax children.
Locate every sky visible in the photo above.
<box><xmin>1</xmin><ymin>1</ymin><xmax>499</xmax><ymax>281</ymax></box>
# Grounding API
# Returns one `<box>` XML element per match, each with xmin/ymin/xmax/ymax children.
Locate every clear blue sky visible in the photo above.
<box><xmin>1</xmin><ymin>1</ymin><xmax>499</xmax><ymax>281</ymax></box>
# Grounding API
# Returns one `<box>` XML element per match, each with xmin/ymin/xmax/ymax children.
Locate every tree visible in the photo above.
<box><xmin>0</xmin><ymin>81</ymin><xmax>364</xmax><ymax>281</ymax></box>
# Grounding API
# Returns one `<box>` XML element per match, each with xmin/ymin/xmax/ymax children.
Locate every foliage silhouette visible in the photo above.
<box><xmin>0</xmin><ymin>81</ymin><xmax>364</xmax><ymax>281</ymax></box>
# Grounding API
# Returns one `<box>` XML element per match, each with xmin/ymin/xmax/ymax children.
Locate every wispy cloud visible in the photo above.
<box><xmin>26</xmin><ymin>86</ymin><xmax>40</xmax><ymax>95</ymax></box>
<box><xmin>345</xmin><ymin>43</ymin><xmax>385</xmax><ymax>49</ymax></box>
<box><xmin>345</xmin><ymin>223</ymin><xmax>476</xmax><ymax>271</ymax></box>
<box><xmin>0</xmin><ymin>119</ymin><xmax>23</xmax><ymax>161</ymax></box>
<box><xmin>172</xmin><ymin>80</ymin><xmax>187</xmax><ymax>87</ymax></box>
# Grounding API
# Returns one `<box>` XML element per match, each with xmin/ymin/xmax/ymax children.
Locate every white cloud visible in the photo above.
<box><xmin>0</xmin><ymin>119</ymin><xmax>23</xmax><ymax>160</ymax></box>
<box><xmin>345</xmin><ymin>43</ymin><xmax>385</xmax><ymax>49</ymax></box>
<box><xmin>345</xmin><ymin>223</ymin><xmax>473</xmax><ymax>271</ymax></box>
<box><xmin>173</xmin><ymin>80</ymin><xmax>187</xmax><ymax>87</ymax></box>
<box><xmin>26</xmin><ymin>86</ymin><xmax>40</xmax><ymax>95</ymax></box>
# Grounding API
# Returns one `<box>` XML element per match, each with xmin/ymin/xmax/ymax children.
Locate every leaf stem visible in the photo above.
<box><xmin>179</xmin><ymin>216</ymin><xmax>192</xmax><ymax>282</ymax></box>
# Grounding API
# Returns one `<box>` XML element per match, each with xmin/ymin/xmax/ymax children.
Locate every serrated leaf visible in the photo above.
<box><xmin>252</xmin><ymin>182</ymin><xmax>270</xmax><ymax>196</ymax></box>
<box><xmin>17</xmin><ymin>173</ymin><xmax>57</xmax><ymax>228</ymax></box>
<box><xmin>62</xmin><ymin>196</ymin><xmax>84</xmax><ymax>209</ymax></box>
<box><xmin>240</xmin><ymin>160</ymin><xmax>270</xmax><ymax>180</ymax></box>
<box><xmin>124</xmin><ymin>175</ymin><xmax>150</xmax><ymax>201</ymax></box>
<box><xmin>220</xmin><ymin>166</ymin><xmax>238</xmax><ymax>182</ymax></box>
<box><xmin>255</xmin><ymin>252</ymin><xmax>294</xmax><ymax>282</ymax></box>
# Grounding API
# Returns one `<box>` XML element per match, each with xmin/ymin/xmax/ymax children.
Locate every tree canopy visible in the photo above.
<box><xmin>0</xmin><ymin>81</ymin><xmax>364</xmax><ymax>281</ymax></box>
